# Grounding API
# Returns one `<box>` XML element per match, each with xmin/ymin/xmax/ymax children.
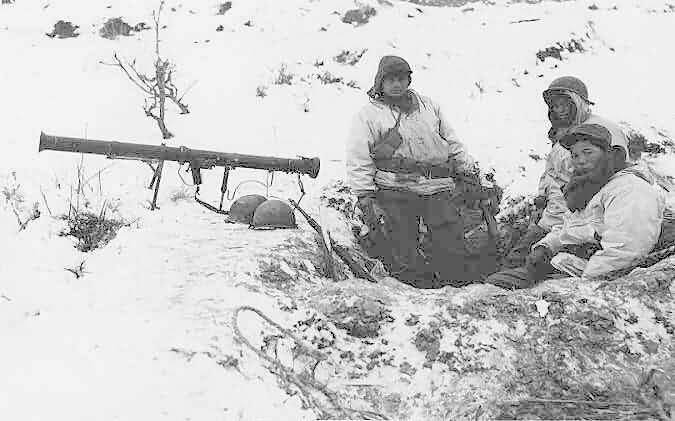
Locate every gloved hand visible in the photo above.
<box><xmin>533</xmin><ymin>194</ymin><xmax>548</xmax><ymax>210</ymax></box>
<box><xmin>456</xmin><ymin>170</ymin><xmax>484</xmax><ymax>209</ymax></box>
<box><xmin>357</xmin><ymin>194</ymin><xmax>389</xmax><ymax>238</ymax></box>
<box><xmin>525</xmin><ymin>245</ymin><xmax>553</xmax><ymax>281</ymax></box>
<box><xmin>458</xmin><ymin>170</ymin><xmax>482</xmax><ymax>191</ymax></box>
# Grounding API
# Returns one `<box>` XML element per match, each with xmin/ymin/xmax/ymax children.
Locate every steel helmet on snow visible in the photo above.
<box><xmin>250</xmin><ymin>199</ymin><xmax>297</xmax><ymax>229</ymax></box>
<box><xmin>225</xmin><ymin>194</ymin><xmax>267</xmax><ymax>224</ymax></box>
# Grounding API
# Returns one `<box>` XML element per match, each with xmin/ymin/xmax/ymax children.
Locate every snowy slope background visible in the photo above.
<box><xmin>1</xmin><ymin>0</ymin><xmax>675</xmax><ymax>420</ymax></box>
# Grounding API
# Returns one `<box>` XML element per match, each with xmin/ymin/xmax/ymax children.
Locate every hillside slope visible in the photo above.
<box><xmin>1</xmin><ymin>0</ymin><xmax>674</xmax><ymax>419</ymax></box>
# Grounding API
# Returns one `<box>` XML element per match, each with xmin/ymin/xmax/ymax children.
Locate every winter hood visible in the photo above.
<box><xmin>367</xmin><ymin>55</ymin><xmax>412</xmax><ymax>100</ymax></box>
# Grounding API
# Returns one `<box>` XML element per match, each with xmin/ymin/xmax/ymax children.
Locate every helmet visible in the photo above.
<box><xmin>250</xmin><ymin>199</ymin><xmax>297</xmax><ymax>229</ymax></box>
<box><xmin>225</xmin><ymin>194</ymin><xmax>267</xmax><ymax>224</ymax></box>
<box><xmin>543</xmin><ymin>76</ymin><xmax>594</xmax><ymax>105</ymax></box>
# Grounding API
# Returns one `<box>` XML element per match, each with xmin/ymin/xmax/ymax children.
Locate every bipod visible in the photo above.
<box><xmin>194</xmin><ymin>187</ymin><xmax>230</xmax><ymax>215</ymax></box>
<box><xmin>194</xmin><ymin>168</ymin><xmax>231</xmax><ymax>216</ymax></box>
<box><xmin>295</xmin><ymin>173</ymin><xmax>306</xmax><ymax>206</ymax></box>
<box><xmin>218</xmin><ymin>167</ymin><xmax>231</xmax><ymax>211</ymax></box>
<box><xmin>183</xmin><ymin>162</ymin><xmax>231</xmax><ymax>215</ymax></box>
<box><xmin>148</xmin><ymin>144</ymin><xmax>166</xmax><ymax>211</ymax></box>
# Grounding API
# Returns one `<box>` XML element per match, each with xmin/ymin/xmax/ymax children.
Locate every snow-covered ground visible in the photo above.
<box><xmin>1</xmin><ymin>0</ymin><xmax>674</xmax><ymax>419</ymax></box>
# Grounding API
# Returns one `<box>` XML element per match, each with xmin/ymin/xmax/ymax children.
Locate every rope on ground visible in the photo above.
<box><xmin>232</xmin><ymin>305</ymin><xmax>389</xmax><ymax>420</ymax></box>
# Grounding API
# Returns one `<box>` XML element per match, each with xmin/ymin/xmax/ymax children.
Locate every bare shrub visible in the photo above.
<box><xmin>257</xmin><ymin>260</ymin><xmax>296</xmax><ymax>290</ymax></box>
<box><xmin>621</xmin><ymin>123</ymin><xmax>673</xmax><ymax>160</ymax></box>
<box><xmin>333</xmin><ymin>49</ymin><xmax>367</xmax><ymax>65</ymax></box>
<box><xmin>216</xmin><ymin>2</ymin><xmax>232</xmax><ymax>15</ymax></box>
<box><xmin>535</xmin><ymin>38</ymin><xmax>586</xmax><ymax>62</ymax></box>
<box><xmin>626</xmin><ymin>130</ymin><xmax>648</xmax><ymax>160</ymax></box>
<box><xmin>65</xmin><ymin>260</ymin><xmax>87</xmax><ymax>279</ymax></box>
<box><xmin>46</xmin><ymin>20</ymin><xmax>80</xmax><ymax>38</ymax></box>
<box><xmin>342</xmin><ymin>6</ymin><xmax>377</xmax><ymax>26</ymax></box>
<box><xmin>56</xmin><ymin>159</ymin><xmax>129</xmax><ymax>252</ymax></box>
<box><xmin>317</xmin><ymin>71</ymin><xmax>343</xmax><ymax>84</ymax></box>
<box><xmin>256</xmin><ymin>85</ymin><xmax>268</xmax><ymax>98</ymax></box>
<box><xmin>99</xmin><ymin>17</ymin><xmax>150</xmax><ymax>40</ymax></box>
<box><xmin>315</xmin><ymin>72</ymin><xmax>359</xmax><ymax>89</ymax></box>
<box><xmin>1</xmin><ymin>172</ymin><xmax>40</xmax><ymax>231</ymax></box>
<box><xmin>274</xmin><ymin>64</ymin><xmax>294</xmax><ymax>85</ymax></box>
<box><xmin>59</xmin><ymin>207</ymin><xmax>124</xmax><ymax>252</ymax></box>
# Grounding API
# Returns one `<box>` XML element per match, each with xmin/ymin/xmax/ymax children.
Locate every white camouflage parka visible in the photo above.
<box><xmin>346</xmin><ymin>92</ymin><xmax>475</xmax><ymax>197</ymax></box>
<box><xmin>537</xmin><ymin>90</ymin><xmax>629</xmax><ymax>231</ymax></box>
<box><xmin>535</xmin><ymin>162</ymin><xmax>665</xmax><ymax>280</ymax></box>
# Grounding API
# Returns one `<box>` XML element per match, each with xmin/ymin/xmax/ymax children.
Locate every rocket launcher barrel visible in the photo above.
<box><xmin>38</xmin><ymin>132</ymin><xmax>321</xmax><ymax>179</ymax></box>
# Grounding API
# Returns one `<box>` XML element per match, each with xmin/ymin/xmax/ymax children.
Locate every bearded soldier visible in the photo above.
<box><xmin>345</xmin><ymin>55</ymin><xmax>479</xmax><ymax>287</ymax></box>
<box><xmin>504</xmin><ymin>76</ymin><xmax>629</xmax><ymax>268</ymax></box>
<box><xmin>486</xmin><ymin>123</ymin><xmax>665</xmax><ymax>287</ymax></box>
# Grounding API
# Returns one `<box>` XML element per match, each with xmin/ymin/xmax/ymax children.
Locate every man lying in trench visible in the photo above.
<box><xmin>485</xmin><ymin>123</ymin><xmax>666</xmax><ymax>288</ymax></box>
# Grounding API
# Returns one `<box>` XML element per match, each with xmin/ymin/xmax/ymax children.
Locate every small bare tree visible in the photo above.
<box><xmin>102</xmin><ymin>1</ymin><xmax>192</xmax><ymax>139</ymax></box>
<box><xmin>100</xmin><ymin>1</ymin><xmax>195</xmax><ymax>209</ymax></box>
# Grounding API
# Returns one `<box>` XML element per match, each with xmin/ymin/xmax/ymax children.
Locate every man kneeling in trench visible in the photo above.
<box><xmin>485</xmin><ymin>123</ymin><xmax>665</xmax><ymax>288</ymax></box>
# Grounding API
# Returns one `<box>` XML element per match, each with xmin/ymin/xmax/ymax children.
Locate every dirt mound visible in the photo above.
<box><xmin>249</xmin><ymin>241</ymin><xmax>675</xmax><ymax>420</ymax></box>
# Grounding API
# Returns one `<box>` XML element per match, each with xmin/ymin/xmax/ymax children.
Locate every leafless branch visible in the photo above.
<box><xmin>12</xmin><ymin>203</ymin><xmax>40</xmax><ymax>231</ymax></box>
<box><xmin>178</xmin><ymin>80</ymin><xmax>197</xmax><ymax>101</ymax></box>
<box><xmin>83</xmin><ymin>163</ymin><xmax>116</xmax><ymax>187</ymax></box>
<box><xmin>65</xmin><ymin>260</ymin><xmax>87</xmax><ymax>279</ymax></box>
<box><xmin>128</xmin><ymin>57</ymin><xmax>155</xmax><ymax>91</ymax></box>
<box><xmin>509</xmin><ymin>18</ymin><xmax>541</xmax><ymax>24</ymax></box>
<box><xmin>10</xmin><ymin>204</ymin><xmax>23</xmax><ymax>228</ymax></box>
<box><xmin>39</xmin><ymin>186</ymin><xmax>53</xmax><ymax>216</ymax></box>
<box><xmin>165</xmin><ymin>70</ymin><xmax>191</xmax><ymax>114</ymax></box>
<box><xmin>153</xmin><ymin>1</ymin><xmax>165</xmax><ymax>57</ymax></box>
<box><xmin>102</xmin><ymin>0</ymin><xmax>189</xmax><ymax>140</ymax></box>
<box><xmin>102</xmin><ymin>53</ymin><xmax>153</xmax><ymax>95</ymax></box>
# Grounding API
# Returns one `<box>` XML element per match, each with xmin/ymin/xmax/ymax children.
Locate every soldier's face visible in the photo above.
<box><xmin>381</xmin><ymin>72</ymin><xmax>410</xmax><ymax>98</ymax></box>
<box><xmin>549</xmin><ymin>95</ymin><xmax>574</xmax><ymax>121</ymax></box>
<box><xmin>570</xmin><ymin>140</ymin><xmax>608</xmax><ymax>175</ymax></box>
